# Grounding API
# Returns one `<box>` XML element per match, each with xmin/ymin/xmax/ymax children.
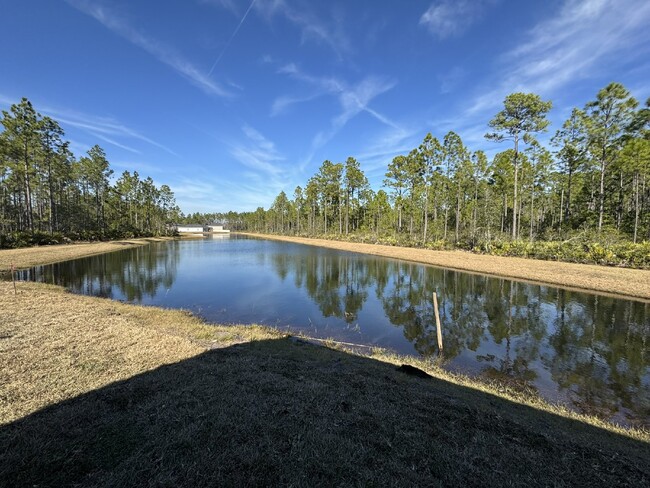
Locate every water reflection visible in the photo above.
<box><xmin>17</xmin><ymin>237</ymin><xmax>649</xmax><ymax>427</ymax></box>
<box><xmin>270</xmin><ymin>248</ymin><xmax>649</xmax><ymax>427</ymax></box>
<box><xmin>19</xmin><ymin>241</ymin><xmax>180</xmax><ymax>302</ymax></box>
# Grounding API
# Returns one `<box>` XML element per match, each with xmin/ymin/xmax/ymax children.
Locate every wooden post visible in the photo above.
<box><xmin>11</xmin><ymin>263</ymin><xmax>17</xmax><ymax>295</ymax></box>
<box><xmin>433</xmin><ymin>292</ymin><xmax>443</xmax><ymax>355</ymax></box>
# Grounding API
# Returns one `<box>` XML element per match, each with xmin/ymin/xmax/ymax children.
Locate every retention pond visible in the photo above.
<box><xmin>18</xmin><ymin>235</ymin><xmax>650</xmax><ymax>427</ymax></box>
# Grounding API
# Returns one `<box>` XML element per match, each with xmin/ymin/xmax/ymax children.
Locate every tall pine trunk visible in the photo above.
<box><xmin>512</xmin><ymin>136</ymin><xmax>519</xmax><ymax>240</ymax></box>
<box><xmin>598</xmin><ymin>148</ymin><xmax>606</xmax><ymax>233</ymax></box>
<box><xmin>23</xmin><ymin>140</ymin><xmax>34</xmax><ymax>231</ymax></box>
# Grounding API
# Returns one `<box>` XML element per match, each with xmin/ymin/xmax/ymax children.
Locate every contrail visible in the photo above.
<box><xmin>208</xmin><ymin>0</ymin><xmax>256</xmax><ymax>76</ymax></box>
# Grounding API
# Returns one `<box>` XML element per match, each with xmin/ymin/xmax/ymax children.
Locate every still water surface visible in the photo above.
<box><xmin>19</xmin><ymin>235</ymin><xmax>650</xmax><ymax>427</ymax></box>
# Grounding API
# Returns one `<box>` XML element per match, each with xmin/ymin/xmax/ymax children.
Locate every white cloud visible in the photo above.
<box><xmin>270</xmin><ymin>64</ymin><xmax>400</xmax><ymax>171</ymax></box>
<box><xmin>206</xmin><ymin>0</ymin><xmax>257</xmax><ymax>76</ymax></box>
<box><xmin>90</xmin><ymin>134</ymin><xmax>141</xmax><ymax>154</ymax></box>
<box><xmin>66</xmin><ymin>0</ymin><xmax>232</xmax><ymax>98</ymax></box>
<box><xmin>275</xmin><ymin>64</ymin><xmax>397</xmax><ymax>161</ymax></box>
<box><xmin>355</xmin><ymin>126</ymin><xmax>420</xmax><ymax>184</ymax></box>
<box><xmin>270</xmin><ymin>93</ymin><xmax>322</xmax><ymax>116</ymax></box>
<box><xmin>311</xmin><ymin>75</ymin><xmax>397</xmax><ymax>158</ymax></box>
<box><xmin>50</xmin><ymin>107</ymin><xmax>179</xmax><ymax>156</ymax></box>
<box><xmin>330</xmin><ymin>76</ymin><xmax>398</xmax><ymax>130</ymax></box>
<box><xmin>0</xmin><ymin>93</ymin><xmax>178</xmax><ymax>156</ymax></box>
<box><xmin>0</xmin><ymin>94</ymin><xmax>18</xmax><ymax>106</ymax></box>
<box><xmin>111</xmin><ymin>160</ymin><xmax>162</xmax><ymax>174</ymax></box>
<box><xmin>254</xmin><ymin>0</ymin><xmax>350</xmax><ymax>58</ymax></box>
<box><xmin>173</xmin><ymin>170</ymin><xmax>289</xmax><ymax>213</ymax></box>
<box><xmin>467</xmin><ymin>0</ymin><xmax>650</xmax><ymax>115</ymax></box>
<box><xmin>205</xmin><ymin>0</ymin><xmax>350</xmax><ymax>57</ymax></box>
<box><xmin>231</xmin><ymin>124</ymin><xmax>285</xmax><ymax>176</ymax></box>
<box><xmin>420</xmin><ymin>0</ymin><xmax>491</xmax><ymax>39</ymax></box>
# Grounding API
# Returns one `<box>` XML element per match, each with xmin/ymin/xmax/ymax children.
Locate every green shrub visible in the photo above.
<box><xmin>469</xmin><ymin>239</ymin><xmax>650</xmax><ymax>269</ymax></box>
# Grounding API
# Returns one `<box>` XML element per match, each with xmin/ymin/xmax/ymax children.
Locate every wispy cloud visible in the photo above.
<box><xmin>355</xmin><ymin>126</ymin><xmax>420</xmax><ymax>183</ymax></box>
<box><xmin>181</xmin><ymin>122</ymin><xmax>300</xmax><ymax>209</ymax></box>
<box><xmin>173</xmin><ymin>173</ymin><xmax>285</xmax><ymax>212</ymax></box>
<box><xmin>420</xmin><ymin>0</ymin><xmax>492</xmax><ymax>39</ymax></box>
<box><xmin>438</xmin><ymin>66</ymin><xmax>466</xmax><ymax>94</ymax></box>
<box><xmin>0</xmin><ymin>92</ymin><xmax>177</xmax><ymax>156</ymax></box>
<box><xmin>466</xmin><ymin>0</ymin><xmax>650</xmax><ymax>115</ymax></box>
<box><xmin>50</xmin><ymin>107</ymin><xmax>179</xmax><ymax>156</ymax></box>
<box><xmin>65</xmin><ymin>0</ymin><xmax>231</xmax><ymax>97</ymax></box>
<box><xmin>172</xmin><ymin>147</ymin><xmax>294</xmax><ymax>211</ymax></box>
<box><xmin>90</xmin><ymin>134</ymin><xmax>141</xmax><ymax>154</ymax></box>
<box><xmin>324</xmin><ymin>76</ymin><xmax>398</xmax><ymax>133</ymax></box>
<box><xmin>205</xmin><ymin>0</ymin><xmax>349</xmax><ymax>58</ymax></box>
<box><xmin>275</xmin><ymin>64</ymin><xmax>397</xmax><ymax>161</ymax></box>
<box><xmin>111</xmin><ymin>160</ymin><xmax>163</xmax><ymax>175</ymax></box>
<box><xmin>254</xmin><ymin>0</ymin><xmax>350</xmax><ymax>58</ymax></box>
<box><xmin>270</xmin><ymin>93</ymin><xmax>322</xmax><ymax>116</ymax></box>
<box><xmin>170</xmin><ymin>178</ymin><xmax>222</xmax><ymax>211</ymax></box>
<box><xmin>0</xmin><ymin>93</ymin><xmax>18</xmax><ymax>106</ymax></box>
<box><xmin>231</xmin><ymin>124</ymin><xmax>285</xmax><ymax>176</ymax></box>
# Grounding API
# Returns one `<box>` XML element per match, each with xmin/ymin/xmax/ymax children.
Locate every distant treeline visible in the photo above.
<box><xmin>0</xmin><ymin>98</ymin><xmax>181</xmax><ymax>248</ymax></box>
<box><xmin>198</xmin><ymin>82</ymin><xmax>650</xmax><ymax>268</ymax></box>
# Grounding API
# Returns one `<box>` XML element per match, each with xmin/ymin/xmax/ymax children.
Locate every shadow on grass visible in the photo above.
<box><xmin>1</xmin><ymin>338</ymin><xmax>648</xmax><ymax>487</ymax></box>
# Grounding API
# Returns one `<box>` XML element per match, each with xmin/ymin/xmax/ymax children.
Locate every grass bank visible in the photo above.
<box><xmin>0</xmin><ymin>237</ymin><xmax>177</xmax><ymax>272</ymax></box>
<box><xmin>240</xmin><ymin>233</ymin><xmax>650</xmax><ymax>301</ymax></box>
<box><xmin>1</xmin><ymin>281</ymin><xmax>649</xmax><ymax>486</ymax></box>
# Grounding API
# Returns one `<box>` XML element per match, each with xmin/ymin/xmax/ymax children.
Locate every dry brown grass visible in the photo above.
<box><xmin>1</xmin><ymin>281</ymin><xmax>649</xmax><ymax>486</ymax></box>
<box><xmin>0</xmin><ymin>281</ymin><xmax>281</xmax><ymax>424</ymax></box>
<box><xmin>0</xmin><ymin>237</ymin><xmax>177</xmax><ymax>272</ymax></box>
<box><xmin>2</xmin><ymin>232</ymin><xmax>649</xmax><ymax>485</ymax></box>
<box><xmin>243</xmin><ymin>233</ymin><xmax>650</xmax><ymax>301</ymax></box>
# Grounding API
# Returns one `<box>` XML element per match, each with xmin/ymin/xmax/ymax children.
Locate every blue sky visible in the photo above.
<box><xmin>2</xmin><ymin>0</ymin><xmax>649</xmax><ymax>213</ymax></box>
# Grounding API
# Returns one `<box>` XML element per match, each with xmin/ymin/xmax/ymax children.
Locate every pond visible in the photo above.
<box><xmin>17</xmin><ymin>235</ymin><xmax>650</xmax><ymax>427</ymax></box>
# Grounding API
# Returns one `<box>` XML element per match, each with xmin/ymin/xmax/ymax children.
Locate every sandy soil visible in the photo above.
<box><xmin>0</xmin><ymin>237</ymin><xmax>172</xmax><ymax>272</ymax></box>
<box><xmin>241</xmin><ymin>233</ymin><xmax>650</xmax><ymax>301</ymax></box>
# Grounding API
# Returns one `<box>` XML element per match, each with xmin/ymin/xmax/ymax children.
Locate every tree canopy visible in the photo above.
<box><xmin>203</xmin><ymin>82</ymin><xmax>650</xmax><ymax>261</ymax></box>
<box><xmin>0</xmin><ymin>98</ymin><xmax>180</xmax><ymax>247</ymax></box>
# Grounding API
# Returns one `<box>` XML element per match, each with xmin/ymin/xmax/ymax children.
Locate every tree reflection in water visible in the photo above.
<box><xmin>18</xmin><ymin>241</ymin><xmax>180</xmax><ymax>302</ymax></box>
<box><xmin>17</xmin><ymin>239</ymin><xmax>649</xmax><ymax>427</ymax></box>
<box><xmin>271</xmin><ymin>251</ymin><xmax>649</xmax><ymax>427</ymax></box>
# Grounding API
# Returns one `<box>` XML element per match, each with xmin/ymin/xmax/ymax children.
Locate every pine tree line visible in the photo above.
<box><xmin>0</xmin><ymin>98</ymin><xmax>181</xmax><ymax>247</ymax></box>
<box><xmin>218</xmin><ymin>83</ymin><xmax>650</xmax><ymax>266</ymax></box>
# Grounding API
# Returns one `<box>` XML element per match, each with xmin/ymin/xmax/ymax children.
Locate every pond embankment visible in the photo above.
<box><xmin>1</xmin><ymin>277</ymin><xmax>649</xmax><ymax>486</ymax></box>
<box><xmin>240</xmin><ymin>233</ymin><xmax>650</xmax><ymax>301</ymax></box>
<box><xmin>0</xmin><ymin>237</ymin><xmax>175</xmax><ymax>272</ymax></box>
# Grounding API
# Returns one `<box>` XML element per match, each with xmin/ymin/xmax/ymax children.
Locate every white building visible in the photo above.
<box><xmin>206</xmin><ymin>224</ymin><xmax>230</xmax><ymax>233</ymax></box>
<box><xmin>174</xmin><ymin>224</ymin><xmax>206</xmax><ymax>233</ymax></box>
<box><xmin>172</xmin><ymin>224</ymin><xmax>231</xmax><ymax>234</ymax></box>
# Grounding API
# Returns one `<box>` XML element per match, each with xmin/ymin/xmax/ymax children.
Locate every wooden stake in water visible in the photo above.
<box><xmin>11</xmin><ymin>262</ymin><xmax>17</xmax><ymax>295</ymax></box>
<box><xmin>433</xmin><ymin>292</ymin><xmax>443</xmax><ymax>355</ymax></box>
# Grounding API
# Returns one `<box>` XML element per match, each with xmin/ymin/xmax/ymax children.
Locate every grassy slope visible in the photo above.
<box><xmin>0</xmin><ymin>237</ymin><xmax>180</xmax><ymax>272</ymax></box>
<box><xmin>241</xmin><ymin>233</ymin><xmax>650</xmax><ymax>301</ymax></box>
<box><xmin>1</xmin><ymin>281</ymin><xmax>649</xmax><ymax>487</ymax></box>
